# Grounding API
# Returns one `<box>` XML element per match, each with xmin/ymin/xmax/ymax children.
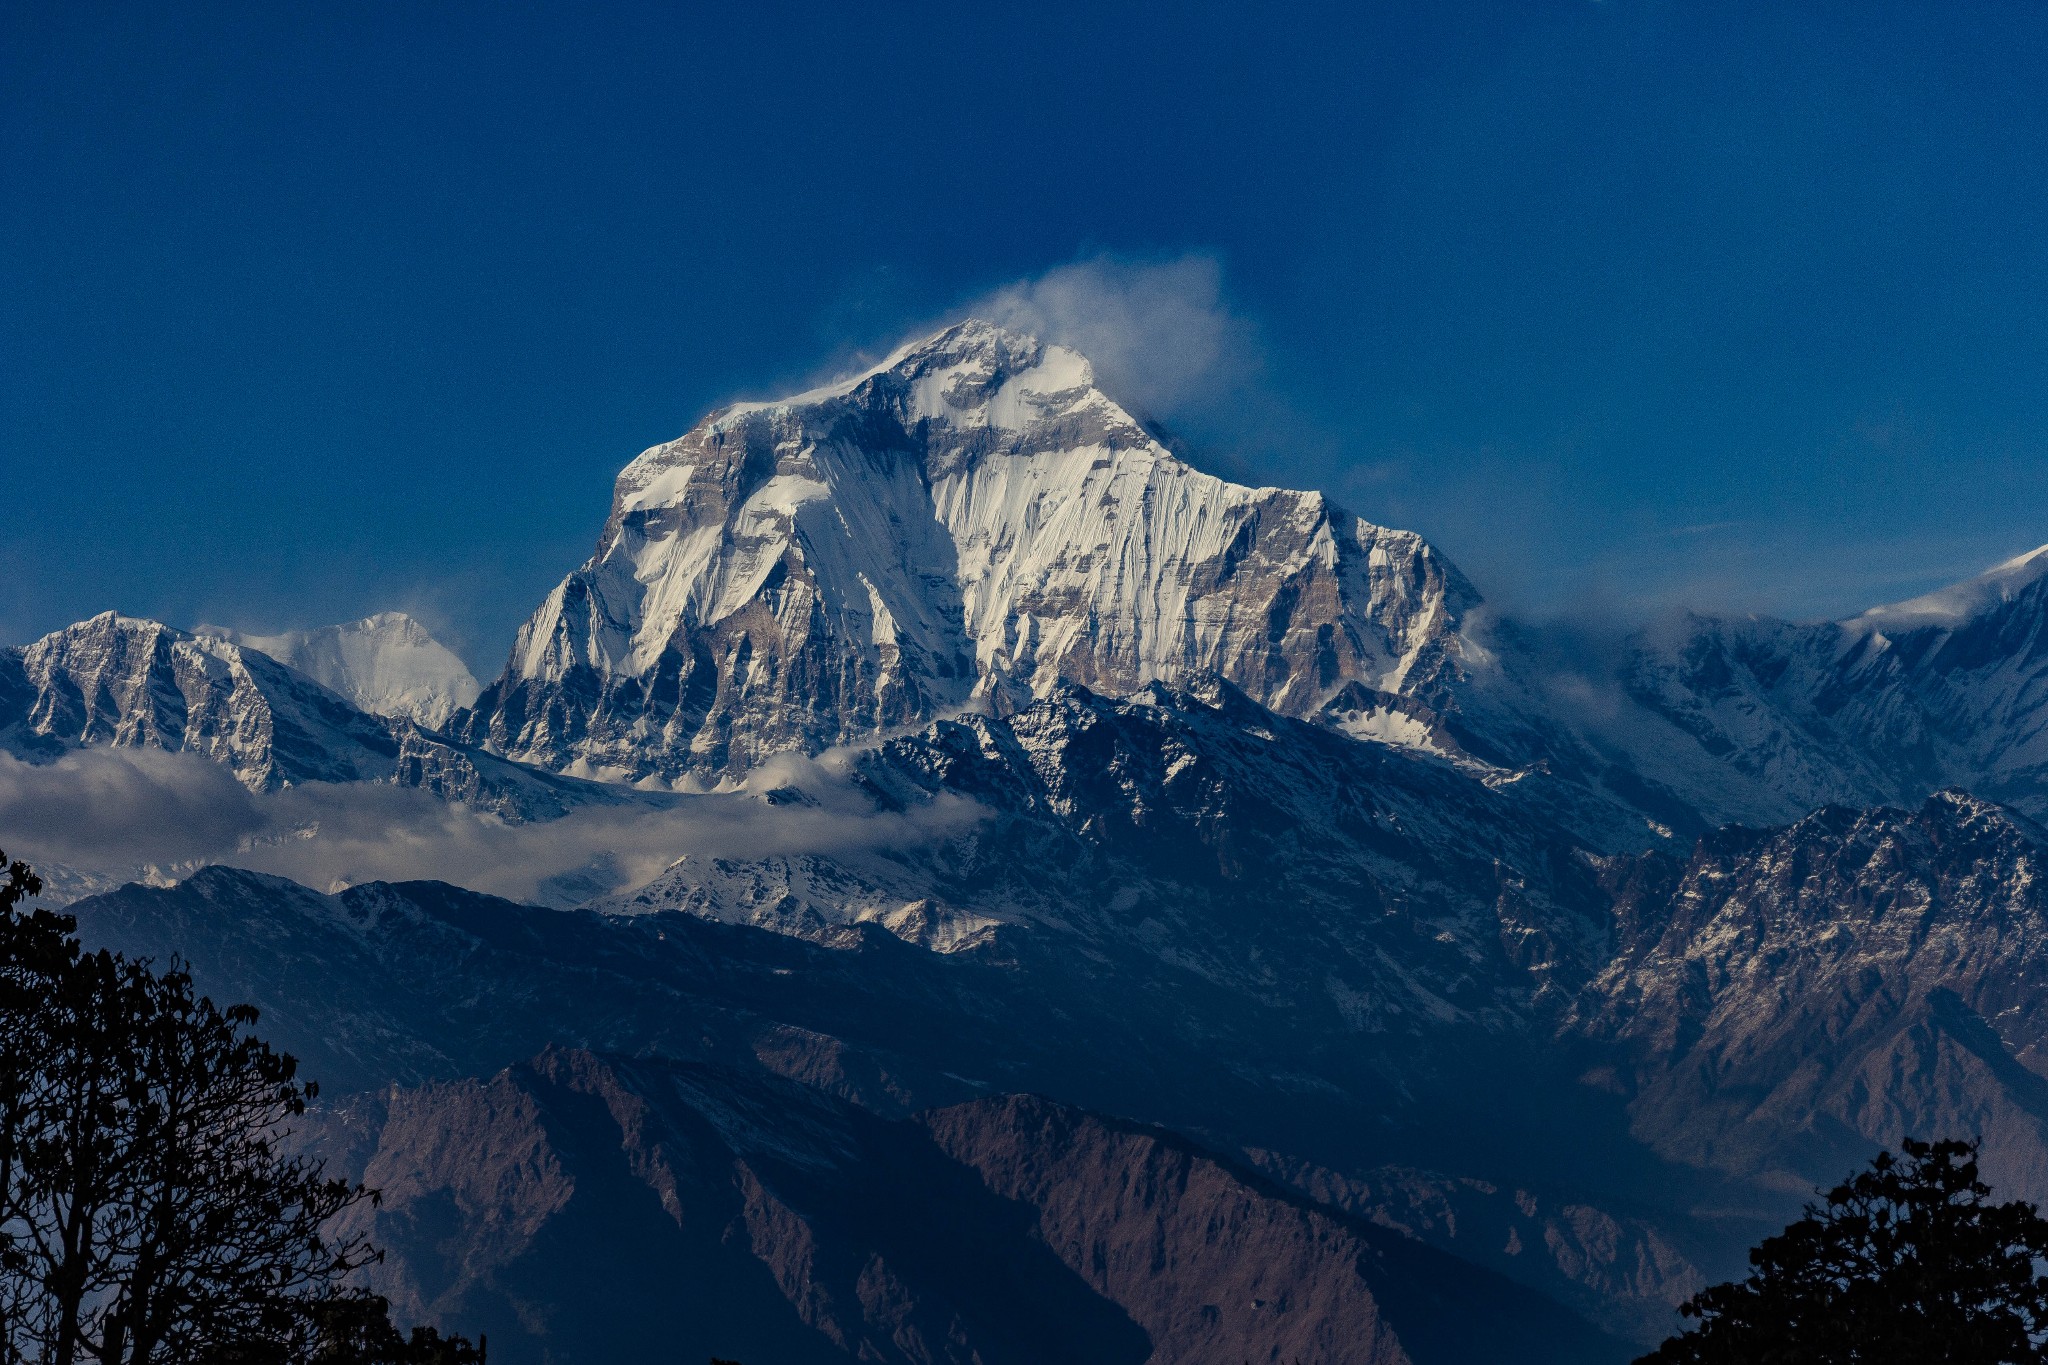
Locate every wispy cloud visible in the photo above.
<box><xmin>969</xmin><ymin>253</ymin><xmax>1264</xmax><ymax>424</ymax></box>
<box><xmin>0</xmin><ymin>748</ymin><xmax>983</xmax><ymax>909</ymax></box>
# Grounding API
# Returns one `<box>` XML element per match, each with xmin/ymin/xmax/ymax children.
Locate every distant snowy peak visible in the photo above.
<box><xmin>1593</xmin><ymin>541</ymin><xmax>2048</xmax><ymax>834</ymax></box>
<box><xmin>1843</xmin><ymin>542</ymin><xmax>2048</xmax><ymax>635</ymax></box>
<box><xmin>3</xmin><ymin>612</ymin><xmax>400</xmax><ymax>791</ymax></box>
<box><xmin>1</xmin><ymin>612</ymin><xmax>637</xmax><ymax>821</ymax></box>
<box><xmin>200</xmin><ymin>611</ymin><xmax>480</xmax><ymax>729</ymax></box>
<box><xmin>463</xmin><ymin>318</ymin><xmax>1479</xmax><ymax>782</ymax></box>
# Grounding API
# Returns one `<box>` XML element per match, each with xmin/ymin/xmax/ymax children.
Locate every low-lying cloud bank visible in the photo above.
<box><xmin>0</xmin><ymin>748</ymin><xmax>984</xmax><ymax>908</ymax></box>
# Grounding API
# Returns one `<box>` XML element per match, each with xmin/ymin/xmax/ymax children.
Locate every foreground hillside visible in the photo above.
<box><xmin>305</xmin><ymin>1049</ymin><xmax>1625</xmax><ymax>1365</ymax></box>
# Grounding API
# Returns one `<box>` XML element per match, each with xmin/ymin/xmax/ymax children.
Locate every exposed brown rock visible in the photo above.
<box><xmin>322</xmin><ymin>1051</ymin><xmax>1625</xmax><ymax>1365</ymax></box>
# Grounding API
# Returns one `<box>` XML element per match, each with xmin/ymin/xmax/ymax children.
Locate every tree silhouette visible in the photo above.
<box><xmin>0</xmin><ymin>849</ymin><xmax>482</xmax><ymax>1364</ymax></box>
<box><xmin>204</xmin><ymin>1291</ymin><xmax>485</xmax><ymax>1364</ymax></box>
<box><xmin>300</xmin><ymin>1292</ymin><xmax>485</xmax><ymax>1363</ymax></box>
<box><xmin>1639</xmin><ymin>1137</ymin><xmax>2048</xmax><ymax>1364</ymax></box>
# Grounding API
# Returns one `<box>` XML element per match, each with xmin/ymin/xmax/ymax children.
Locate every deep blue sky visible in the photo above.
<box><xmin>6</xmin><ymin>1</ymin><xmax>2047</xmax><ymax>670</ymax></box>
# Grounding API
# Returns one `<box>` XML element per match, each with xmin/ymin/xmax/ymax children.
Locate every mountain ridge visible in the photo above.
<box><xmin>8</xmin><ymin>320</ymin><xmax>2044</xmax><ymax>860</ymax></box>
<box><xmin>70</xmin><ymin>771</ymin><xmax>2048</xmax><ymax>1350</ymax></box>
<box><xmin>0</xmin><ymin>611</ymin><xmax>648</xmax><ymax>822</ymax></box>
<box><xmin>309</xmin><ymin>1046</ymin><xmax>1628</xmax><ymax>1364</ymax></box>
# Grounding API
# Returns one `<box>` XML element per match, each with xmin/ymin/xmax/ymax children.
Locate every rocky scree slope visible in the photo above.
<box><xmin>1575</xmin><ymin>790</ymin><xmax>2048</xmax><ymax>1204</ymax></box>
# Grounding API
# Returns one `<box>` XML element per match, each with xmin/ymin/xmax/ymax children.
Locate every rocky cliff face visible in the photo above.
<box><xmin>457</xmin><ymin>319</ymin><xmax>1477</xmax><ymax>783</ymax></box>
<box><xmin>311</xmin><ymin>1048</ymin><xmax>1624</xmax><ymax>1365</ymax></box>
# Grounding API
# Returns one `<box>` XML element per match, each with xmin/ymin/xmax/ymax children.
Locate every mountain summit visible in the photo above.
<box><xmin>200</xmin><ymin>612</ymin><xmax>480</xmax><ymax>730</ymax></box>
<box><xmin>459</xmin><ymin>320</ymin><xmax>1477</xmax><ymax>782</ymax></box>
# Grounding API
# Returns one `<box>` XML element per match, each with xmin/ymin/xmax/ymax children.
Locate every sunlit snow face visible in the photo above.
<box><xmin>473</xmin><ymin>316</ymin><xmax>1475</xmax><ymax>788</ymax></box>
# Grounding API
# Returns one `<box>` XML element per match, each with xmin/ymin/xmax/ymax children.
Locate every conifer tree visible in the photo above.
<box><xmin>1640</xmin><ymin>1137</ymin><xmax>2048</xmax><ymax>1364</ymax></box>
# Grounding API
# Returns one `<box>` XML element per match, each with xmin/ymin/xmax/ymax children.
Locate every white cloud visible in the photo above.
<box><xmin>0</xmin><ymin>748</ymin><xmax>984</xmax><ymax>909</ymax></box>
<box><xmin>969</xmin><ymin>253</ymin><xmax>1263</xmax><ymax>424</ymax></box>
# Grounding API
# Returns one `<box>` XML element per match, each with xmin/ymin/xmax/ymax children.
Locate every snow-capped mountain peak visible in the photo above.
<box><xmin>199</xmin><ymin>611</ymin><xmax>480</xmax><ymax>729</ymax></box>
<box><xmin>4</xmin><ymin>611</ymin><xmax>401</xmax><ymax>790</ymax></box>
<box><xmin>1</xmin><ymin>611</ymin><xmax>647</xmax><ymax>824</ymax></box>
<box><xmin>462</xmin><ymin>317</ymin><xmax>1478</xmax><ymax>782</ymax></box>
<box><xmin>1843</xmin><ymin>542</ymin><xmax>2048</xmax><ymax>635</ymax></box>
<box><xmin>712</xmin><ymin>318</ymin><xmax>1099</xmax><ymax>433</ymax></box>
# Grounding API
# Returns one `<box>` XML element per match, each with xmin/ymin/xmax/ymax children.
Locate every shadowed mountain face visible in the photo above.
<box><xmin>1238</xmin><ymin>1150</ymin><xmax>1704</xmax><ymax>1346</ymax></box>
<box><xmin>64</xmin><ymin>860</ymin><xmax>1706</xmax><ymax>1351</ymax></box>
<box><xmin>309</xmin><ymin>1049</ymin><xmax>1627</xmax><ymax>1365</ymax></box>
<box><xmin>54</xmin><ymin>679</ymin><xmax>1665</xmax><ymax>1205</ymax></box>
<box><xmin>60</xmin><ymin>846</ymin><xmax>1605</xmax><ymax>1182</ymax></box>
<box><xmin>1575</xmin><ymin>791</ymin><xmax>2048</xmax><ymax>1204</ymax></box>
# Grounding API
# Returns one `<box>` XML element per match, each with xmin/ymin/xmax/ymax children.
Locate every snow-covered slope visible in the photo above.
<box><xmin>1834</xmin><ymin>544</ymin><xmax>2048</xmax><ymax>807</ymax></box>
<box><xmin>200</xmin><ymin>612</ymin><xmax>480</xmax><ymax>730</ymax></box>
<box><xmin>1601</xmin><ymin>543</ymin><xmax>2048</xmax><ymax>827</ymax></box>
<box><xmin>1851</xmin><ymin>543</ymin><xmax>2048</xmax><ymax>632</ymax></box>
<box><xmin>460</xmin><ymin>319</ymin><xmax>1477</xmax><ymax>782</ymax></box>
<box><xmin>0</xmin><ymin>612</ymin><xmax>640</xmax><ymax>820</ymax></box>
